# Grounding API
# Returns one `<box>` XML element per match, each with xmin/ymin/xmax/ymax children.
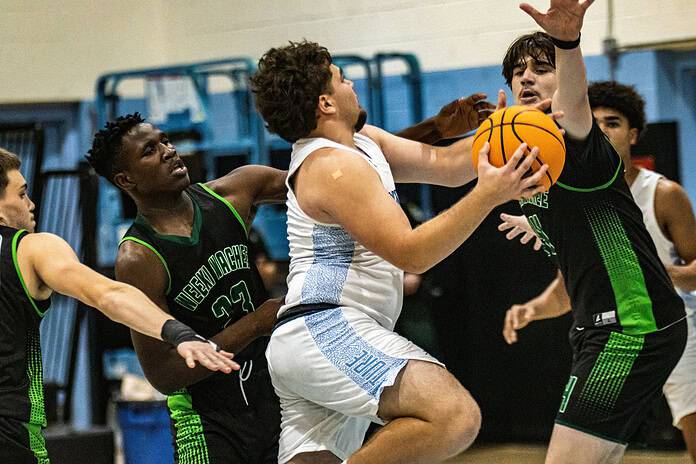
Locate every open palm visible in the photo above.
<box><xmin>520</xmin><ymin>0</ymin><xmax>594</xmax><ymax>41</ymax></box>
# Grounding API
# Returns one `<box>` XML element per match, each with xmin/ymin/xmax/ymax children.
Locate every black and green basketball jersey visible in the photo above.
<box><xmin>519</xmin><ymin>121</ymin><xmax>684</xmax><ymax>335</ymax></box>
<box><xmin>120</xmin><ymin>183</ymin><xmax>269</xmax><ymax>414</ymax></box>
<box><xmin>0</xmin><ymin>226</ymin><xmax>51</xmax><ymax>461</ymax></box>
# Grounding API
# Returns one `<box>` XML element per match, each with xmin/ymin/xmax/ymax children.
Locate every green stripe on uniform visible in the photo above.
<box><xmin>25</xmin><ymin>422</ymin><xmax>49</xmax><ymax>463</ymax></box>
<box><xmin>168</xmin><ymin>390</ymin><xmax>210</xmax><ymax>464</ymax></box>
<box><xmin>11</xmin><ymin>230</ymin><xmax>47</xmax><ymax>317</ymax></box>
<box><xmin>198</xmin><ymin>183</ymin><xmax>248</xmax><ymax>238</ymax></box>
<box><xmin>584</xmin><ymin>202</ymin><xmax>657</xmax><ymax>334</ymax></box>
<box><xmin>577</xmin><ymin>331</ymin><xmax>644</xmax><ymax>414</ymax></box>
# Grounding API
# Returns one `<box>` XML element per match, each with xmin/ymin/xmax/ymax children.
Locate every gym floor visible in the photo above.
<box><xmin>446</xmin><ymin>443</ymin><xmax>690</xmax><ymax>463</ymax></box>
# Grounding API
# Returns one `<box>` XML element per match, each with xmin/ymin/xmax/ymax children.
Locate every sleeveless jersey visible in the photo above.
<box><xmin>281</xmin><ymin>133</ymin><xmax>404</xmax><ymax>330</ymax></box>
<box><xmin>0</xmin><ymin>227</ymin><xmax>51</xmax><ymax>426</ymax></box>
<box><xmin>519</xmin><ymin>121</ymin><xmax>684</xmax><ymax>334</ymax></box>
<box><xmin>120</xmin><ymin>183</ymin><xmax>269</xmax><ymax>416</ymax></box>
<box><xmin>630</xmin><ymin>168</ymin><xmax>696</xmax><ymax>316</ymax></box>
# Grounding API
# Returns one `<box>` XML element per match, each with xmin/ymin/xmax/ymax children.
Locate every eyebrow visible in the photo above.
<box><xmin>339</xmin><ymin>67</ymin><xmax>345</xmax><ymax>80</ymax></box>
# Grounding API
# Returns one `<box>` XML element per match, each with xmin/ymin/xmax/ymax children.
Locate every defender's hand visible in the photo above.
<box><xmin>176</xmin><ymin>341</ymin><xmax>240</xmax><ymax>372</ymax></box>
<box><xmin>434</xmin><ymin>93</ymin><xmax>495</xmax><ymax>138</ymax></box>
<box><xmin>503</xmin><ymin>303</ymin><xmax>537</xmax><ymax>344</ymax></box>
<box><xmin>519</xmin><ymin>0</ymin><xmax>595</xmax><ymax>41</ymax></box>
<box><xmin>498</xmin><ymin>213</ymin><xmax>542</xmax><ymax>251</ymax></box>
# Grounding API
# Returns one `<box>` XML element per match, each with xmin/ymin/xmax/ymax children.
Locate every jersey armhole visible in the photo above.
<box><xmin>11</xmin><ymin>230</ymin><xmax>49</xmax><ymax>317</ymax></box>
<box><xmin>119</xmin><ymin>236</ymin><xmax>172</xmax><ymax>295</ymax></box>
<box><xmin>197</xmin><ymin>183</ymin><xmax>248</xmax><ymax>238</ymax></box>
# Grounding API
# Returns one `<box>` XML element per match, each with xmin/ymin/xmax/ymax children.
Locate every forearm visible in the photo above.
<box><xmin>396</xmin><ymin>117</ymin><xmax>441</xmax><ymax>145</ymax></box>
<box><xmin>436</xmin><ymin>136</ymin><xmax>477</xmax><ymax>186</ymax></box>
<box><xmin>399</xmin><ymin>187</ymin><xmax>494</xmax><ymax>273</ymax></box>
<box><xmin>98</xmin><ymin>284</ymin><xmax>172</xmax><ymax>340</ymax></box>
<box><xmin>530</xmin><ymin>271</ymin><xmax>572</xmax><ymax>320</ymax></box>
<box><xmin>142</xmin><ymin>299</ymin><xmax>281</xmax><ymax>393</ymax></box>
<box><xmin>667</xmin><ymin>261</ymin><xmax>696</xmax><ymax>292</ymax></box>
<box><xmin>553</xmin><ymin>45</ymin><xmax>592</xmax><ymax>139</ymax></box>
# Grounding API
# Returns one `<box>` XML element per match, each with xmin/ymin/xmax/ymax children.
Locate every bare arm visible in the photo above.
<box><xmin>205</xmin><ymin>165</ymin><xmax>287</xmax><ymax>228</ymax></box>
<box><xmin>521</xmin><ymin>0</ymin><xmax>594</xmax><ymax>140</ymax></box>
<box><xmin>295</xmin><ymin>142</ymin><xmax>546</xmax><ymax>274</ymax></box>
<box><xmin>20</xmin><ymin>233</ymin><xmax>236</xmax><ymax>372</ymax></box>
<box><xmin>396</xmin><ymin>93</ymin><xmax>495</xmax><ymax>144</ymax></box>
<box><xmin>655</xmin><ymin>179</ymin><xmax>696</xmax><ymax>291</ymax></box>
<box><xmin>503</xmin><ymin>270</ymin><xmax>571</xmax><ymax>344</ymax></box>
<box><xmin>361</xmin><ymin>124</ymin><xmax>477</xmax><ymax>187</ymax></box>
<box><xmin>116</xmin><ymin>241</ymin><xmax>280</xmax><ymax>394</ymax></box>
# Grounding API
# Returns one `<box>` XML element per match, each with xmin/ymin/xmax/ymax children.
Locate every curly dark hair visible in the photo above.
<box><xmin>250</xmin><ymin>40</ymin><xmax>333</xmax><ymax>143</ymax></box>
<box><xmin>86</xmin><ymin>113</ymin><xmax>145</xmax><ymax>184</ymax></box>
<box><xmin>588</xmin><ymin>81</ymin><xmax>646</xmax><ymax>138</ymax></box>
<box><xmin>502</xmin><ymin>32</ymin><xmax>556</xmax><ymax>87</ymax></box>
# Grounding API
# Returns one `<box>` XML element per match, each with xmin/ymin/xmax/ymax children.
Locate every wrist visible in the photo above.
<box><xmin>161</xmin><ymin>319</ymin><xmax>217</xmax><ymax>350</ymax></box>
<box><xmin>551</xmin><ymin>33</ymin><xmax>581</xmax><ymax>50</ymax></box>
<box><xmin>468</xmin><ymin>185</ymin><xmax>498</xmax><ymax>211</ymax></box>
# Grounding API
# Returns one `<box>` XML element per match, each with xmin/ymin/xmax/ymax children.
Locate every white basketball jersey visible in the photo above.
<box><xmin>630</xmin><ymin>168</ymin><xmax>695</xmax><ymax>315</ymax></box>
<box><xmin>280</xmin><ymin>133</ymin><xmax>404</xmax><ymax>329</ymax></box>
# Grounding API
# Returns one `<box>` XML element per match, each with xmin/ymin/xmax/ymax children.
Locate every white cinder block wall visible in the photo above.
<box><xmin>1</xmin><ymin>0</ymin><xmax>695</xmax><ymax>103</ymax></box>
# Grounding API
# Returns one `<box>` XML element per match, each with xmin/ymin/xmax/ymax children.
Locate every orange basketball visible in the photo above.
<box><xmin>471</xmin><ymin>105</ymin><xmax>566</xmax><ymax>191</ymax></box>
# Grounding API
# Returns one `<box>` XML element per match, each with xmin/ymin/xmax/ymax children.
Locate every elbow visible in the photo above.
<box><xmin>395</xmin><ymin>255</ymin><xmax>432</xmax><ymax>274</ymax></box>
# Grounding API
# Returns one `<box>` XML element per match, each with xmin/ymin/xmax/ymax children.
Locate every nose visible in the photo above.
<box><xmin>521</xmin><ymin>67</ymin><xmax>535</xmax><ymax>85</ymax></box>
<box><xmin>28</xmin><ymin>197</ymin><xmax>35</xmax><ymax>212</ymax></box>
<box><xmin>162</xmin><ymin>144</ymin><xmax>176</xmax><ymax>160</ymax></box>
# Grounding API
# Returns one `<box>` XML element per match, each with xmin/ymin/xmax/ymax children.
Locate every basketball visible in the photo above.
<box><xmin>471</xmin><ymin>105</ymin><xmax>566</xmax><ymax>191</ymax></box>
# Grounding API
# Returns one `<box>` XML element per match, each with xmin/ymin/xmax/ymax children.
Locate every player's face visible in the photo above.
<box><xmin>118</xmin><ymin>123</ymin><xmax>190</xmax><ymax>196</ymax></box>
<box><xmin>511</xmin><ymin>57</ymin><xmax>557</xmax><ymax>106</ymax></box>
<box><xmin>0</xmin><ymin>170</ymin><xmax>36</xmax><ymax>232</ymax></box>
<box><xmin>593</xmin><ymin>107</ymin><xmax>639</xmax><ymax>164</ymax></box>
<box><xmin>328</xmin><ymin>64</ymin><xmax>367</xmax><ymax>132</ymax></box>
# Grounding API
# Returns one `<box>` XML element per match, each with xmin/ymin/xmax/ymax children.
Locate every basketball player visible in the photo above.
<box><xmin>250</xmin><ymin>40</ymin><xmax>548</xmax><ymax>464</ymax></box>
<box><xmin>0</xmin><ymin>147</ymin><xmax>236</xmax><ymax>464</ymax></box>
<box><xmin>492</xmin><ymin>1</ymin><xmax>687</xmax><ymax>462</ymax></box>
<box><xmin>87</xmin><ymin>114</ymin><xmax>286</xmax><ymax>463</ymax></box>
<box><xmin>502</xmin><ymin>81</ymin><xmax>696</xmax><ymax>462</ymax></box>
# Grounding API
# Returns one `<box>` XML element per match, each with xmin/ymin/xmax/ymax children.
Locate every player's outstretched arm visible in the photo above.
<box><xmin>656</xmin><ymin>180</ymin><xmax>696</xmax><ymax>292</ymax></box>
<box><xmin>396</xmin><ymin>93</ymin><xmax>495</xmax><ymax>144</ymax></box>
<box><xmin>205</xmin><ymin>165</ymin><xmax>288</xmax><ymax>228</ymax></box>
<box><xmin>503</xmin><ymin>270</ymin><xmax>572</xmax><ymax>344</ymax></box>
<box><xmin>295</xmin><ymin>142</ymin><xmax>547</xmax><ymax>274</ymax></box>
<box><xmin>521</xmin><ymin>0</ymin><xmax>594</xmax><ymax>139</ymax></box>
<box><xmin>116</xmin><ymin>241</ymin><xmax>280</xmax><ymax>394</ymax></box>
<box><xmin>20</xmin><ymin>233</ymin><xmax>237</xmax><ymax>373</ymax></box>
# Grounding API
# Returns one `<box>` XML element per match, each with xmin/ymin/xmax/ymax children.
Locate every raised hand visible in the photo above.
<box><xmin>176</xmin><ymin>340</ymin><xmax>240</xmax><ymax>373</ymax></box>
<box><xmin>498</xmin><ymin>213</ymin><xmax>542</xmax><ymax>250</ymax></box>
<box><xmin>520</xmin><ymin>0</ymin><xmax>595</xmax><ymax>41</ymax></box>
<box><xmin>434</xmin><ymin>93</ymin><xmax>496</xmax><ymax>138</ymax></box>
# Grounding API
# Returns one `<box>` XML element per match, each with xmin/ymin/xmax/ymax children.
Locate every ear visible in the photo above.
<box><xmin>113</xmin><ymin>171</ymin><xmax>136</xmax><ymax>191</ymax></box>
<box><xmin>317</xmin><ymin>94</ymin><xmax>336</xmax><ymax>117</ymax></box>
<box><xmin>629</xmin><ymin>128</ymin><xmax>639</xmax><ymax>146</ymax></box>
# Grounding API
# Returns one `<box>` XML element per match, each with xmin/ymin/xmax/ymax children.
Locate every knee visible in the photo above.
<box><xmin>435</xmin><ymin>390</ymin><xmax>481</xmax><ymax>456</ymax></box>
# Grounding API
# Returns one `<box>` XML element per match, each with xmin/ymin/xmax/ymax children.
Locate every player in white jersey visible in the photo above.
<box><xmin>250</xmin><ymin>40</ymin><xmax>549</xmax><ymax>464</ymax></box>
<box><xmin>501</xmin><ymin>81</ymin><xmax>696</xmax><ymax>461</ymax></box>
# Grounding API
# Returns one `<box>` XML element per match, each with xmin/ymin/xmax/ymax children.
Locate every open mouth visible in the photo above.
<box><xmin>519</xmin><ymin>89</ymin><xmax>539</xmax><ymax>103</ymax></box>
<box><xmin>170</xmin><ymin>159</ymin><xmax>188</xmax><ymax>176</ymax></box>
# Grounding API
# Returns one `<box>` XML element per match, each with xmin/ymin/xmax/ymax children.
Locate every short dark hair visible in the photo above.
<box><xmin>588</xmin><ymin>81</ymin><xmax>646</xmax><ymax>138</ymax></box>
<box><xmin>0</xmin><ymin>148</ymin><xmax>22</xmax><ymax>198</ymax></box>
<box><xmin>86</xmin><ymin>113</ymin><xmax>146</xmax><ymax>184</ymax></box>
<box><xmin>250</xmin><ymin>40</ymin><xmax>333</xmax><ymax>143</ymax></box>
<box><xmin>502</xmin><ymin>31</ymin><xmax>556</xmax><ymax>87</ymax></box>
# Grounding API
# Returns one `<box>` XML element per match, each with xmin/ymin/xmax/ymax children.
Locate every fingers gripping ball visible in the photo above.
<box><xmin>472</xmin><ymin>105</ymin><xmax>566</xmax><ymax>191</ymax></box>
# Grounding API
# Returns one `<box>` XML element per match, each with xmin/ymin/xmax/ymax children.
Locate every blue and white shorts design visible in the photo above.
<box><xmin>266</xmin><ymin>306</ymin><xmax>442</xmax><ymax>463</ymax></box>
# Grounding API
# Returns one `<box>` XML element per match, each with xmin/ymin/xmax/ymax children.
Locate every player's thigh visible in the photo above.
<box><xmin>546</xmin><ymin>424</ymin><xmax>625</xmax><ymax>464</ymax></box>
<box><xmin>377</xmin><ymin>359</ymin><xmax>478</xmax><ymax>424</ymax></box>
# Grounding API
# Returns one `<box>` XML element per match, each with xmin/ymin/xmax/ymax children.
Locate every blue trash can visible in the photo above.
<box><xmin>116</xmin><ymin>400</ymin><xmax>174</xmax><ymax>464</ymax></box>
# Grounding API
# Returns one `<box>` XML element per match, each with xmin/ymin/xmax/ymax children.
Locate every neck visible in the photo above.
<box><xmin>135</xmin><ymin>190</ymin><xmax>192</xmax><ymax>228</ymax></box>
<box><xmin>309</xmin><ymin>120</ymin><xmax>356</xmax><ymax>148</ymax></box>
<box><xmin>623</xmin><ymin>162</ymin><xmax>640</xmax><ymax>187</ymax></box>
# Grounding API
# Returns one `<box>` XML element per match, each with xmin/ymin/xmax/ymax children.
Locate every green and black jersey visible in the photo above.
<box><xmin>120</xmin><ymin>183</ymin><xmax>278</xmax><ymax>463</ymax></box>
<box><xmin>0</xmin><ymin>226</ymin><xmax>51</xmax><ymax>463</ymax></box>
<box><xmin>519</xmin><ymin>121</ymin><xmax>684</xmax><ymax>335</ymax></box>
